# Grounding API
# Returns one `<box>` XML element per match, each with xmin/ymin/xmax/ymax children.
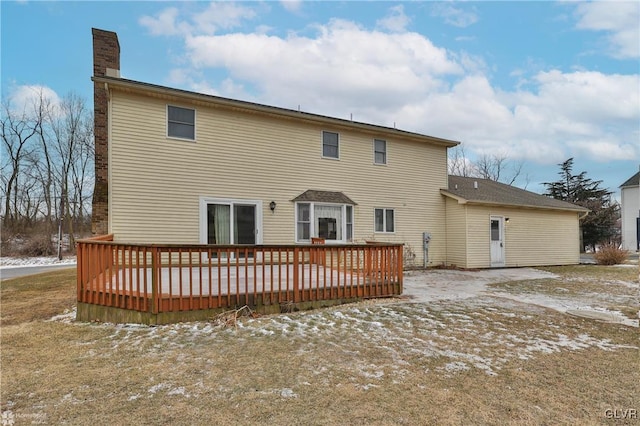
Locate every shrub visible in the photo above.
<box><xmin>17</xmin><ymin>235</ymin><xmax>56</xmax><ymax>257</ymax></box>
<box><xmin>593</xmin><ymin>244</ymin><xmax>628</xmax><ymax>265</ymax></box>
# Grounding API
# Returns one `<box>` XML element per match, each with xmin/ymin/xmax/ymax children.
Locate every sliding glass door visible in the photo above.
<box><xmin>207</xmin><ymin>203</ymin><xmax>256</xmax><ymax>245</ymax></box>
<box><xmin>233</xmin><ymin>204</ymin><xmax>256</xmax><ymax>245</ymax></box>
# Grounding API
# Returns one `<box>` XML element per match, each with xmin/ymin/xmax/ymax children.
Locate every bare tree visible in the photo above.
<box><xmin>47</xmin><ymin>93</ymin><xmax>90</xmax><ymax>253</ymax></box>
<box><xmin>474</xmin><ymin>153</ymin><xmax>525</xmax><ymax>186</ymax></box>
<box><xmin>1</xmin><ymin>98</ymin><xmax>41</xmax><ymax>229</ymax></box>
<box><xmin>448</xmin><ymin>147</ymin><xmax>529</xmax><ymax>187</ymax></box>
<box><xmin>2</xmin><ymin>88</ymin><xmax>94</xmax><ymax>255</ymax></box>
<box><xmin>69</xmin><ymin>111</ymin><xmax>94</xmax><ymax>227</ymax></box>
<box><xmin>32</xmin><ymin>90</ymin><xmax>56</xmax><ymax>228</ymax></box>
<box><xmin>447</xmin><ymin>145</ymin><xmax>471</xmax><ymax>177</ymax></box>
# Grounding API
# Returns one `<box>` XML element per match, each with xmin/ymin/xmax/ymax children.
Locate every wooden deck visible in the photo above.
<box><xmin>76</xmin><ymin>236</ymin><xmax>403</xmax><ymax>324</ymax></box>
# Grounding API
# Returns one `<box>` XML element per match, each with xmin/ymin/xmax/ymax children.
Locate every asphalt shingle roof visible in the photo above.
<box><xmin>442</xmin><ymin>176</ymin><xmax>588</xmax><ymax>212</ymax></box>
<box><xmin>292</xmin><ymin>190</ymin><xmax>357</xmax><ymax>205</ymax></box>
<box><xmin>620</xmin><ymin>171</ymin><xmax>640</xmax><ymax>188</ymax></box>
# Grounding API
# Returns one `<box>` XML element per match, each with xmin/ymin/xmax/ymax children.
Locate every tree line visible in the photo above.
<box><xmin>1</xmin><ymin>88</ymin><xmax>94</xmax><ymax>255</ymax></box>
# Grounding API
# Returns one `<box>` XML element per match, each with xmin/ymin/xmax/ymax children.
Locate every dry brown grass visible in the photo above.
<box><xmin>2</xmin><ymin>266</ymin><xmax>639</xmax><ymax>425</ymax></box>
<box><xmin>0</xmin><ymin>268</ymin><xmax>76</xmax><ymax>325</ymax></box>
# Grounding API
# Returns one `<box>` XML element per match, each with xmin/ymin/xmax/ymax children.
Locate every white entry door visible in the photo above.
<box><xmin>490</xmin><ymin>216</ymin><xmax>505</xmax><ymax>267</ymax></box>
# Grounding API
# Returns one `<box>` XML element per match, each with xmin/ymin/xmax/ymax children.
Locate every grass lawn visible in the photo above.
<box><xmin>1</xmin><ymin>266</ymin><xmax>638</xmax><ymax>425</ymax></box>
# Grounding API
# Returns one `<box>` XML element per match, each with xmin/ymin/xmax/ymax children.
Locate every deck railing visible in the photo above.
<box><xmin>76</xmin><ymin>236</ymin><xmax>403</xmax><ymax>321</ymax></box>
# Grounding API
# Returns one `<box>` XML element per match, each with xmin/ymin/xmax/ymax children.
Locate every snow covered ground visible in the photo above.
<box><xmin>403</xmin><ymin>267</ymin><xmax>639</xmax><ymax>327</ymax></box>
<box><xmin>0</xmin><ymin>256</ymin><xmax>77</xmax><ymax>280</ymax></box>
<box><xmin>0</xmin><ymin>255</ymin><xmax>77</xmax><ymax>268</ymax></box>
<box><xmin>3</xmin><ymin>256</ymin><xmax>634</xmax><ymax>387</ymax></box>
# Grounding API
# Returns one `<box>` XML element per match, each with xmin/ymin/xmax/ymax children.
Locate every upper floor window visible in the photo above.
<box><xmin>374</xmin><ymin>208</ymin><xmax>395</xmax><ymax>233</ymax></box>
<box><xmin>168</xmin><ymin>105</ymin><xmax>195</xmax><ymax>140</ymax></box>
<box><xmin>374</xmin><ymin>139</ymin><xmax>387</xmax><ymax>164</ymax></box>
<box><xmin>322</xmin><ymin>131</ymin><xmax>339</xmax><ymax>159</ymax></box>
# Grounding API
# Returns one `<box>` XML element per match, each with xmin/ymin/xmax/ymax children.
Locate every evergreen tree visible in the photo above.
<box><xmin>544</xmin><ymin>158</ymin><xmax>619</xmax><ymax>251</ymax></box>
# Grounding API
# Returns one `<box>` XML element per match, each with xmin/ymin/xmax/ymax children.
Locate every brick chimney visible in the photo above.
<box><xmin>91</xmin><ymin>28</ymin><xmax>119</xmax><ymax>235</ymax></box>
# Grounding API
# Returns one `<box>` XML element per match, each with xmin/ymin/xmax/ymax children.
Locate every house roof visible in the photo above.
<box><xmin>620</xmin><ymin>171</ymin><xmax>640</xmax><ymax>188</ymax></box>
<box><xmin>292</xmin><ymin>190</ymin><xmax>357</xmax><ymax>205</ymax></box>
<box><xmin>441</xmin><ymin>175</ymin><xmax>589</xmax><ymax>213</ymax></box>
<box><xmin>92</xmin><ymin>75</ymin><xmax>460</xmax><ymax>148</ymax></box>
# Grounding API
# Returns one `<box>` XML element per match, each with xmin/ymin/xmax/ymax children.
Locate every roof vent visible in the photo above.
<box><xmin>473</xmin><ymin>181</ymin><xmax>478</xmax><ymax>189</ymax></box>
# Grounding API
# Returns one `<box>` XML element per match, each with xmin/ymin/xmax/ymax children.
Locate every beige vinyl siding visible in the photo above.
<box><xmin>444</xmin><ymin>197</ymin><xmax>468</xmax><ymax>267</ymax></box>
<box><xmin>463</xmin><ymin>205</ymin><xmax>580</xmax><ymax>268</ymax></box>
<box><xmin>109</xmin><ymin>91</ymin><xmax>449</xmax><ymax>265</ymax></box>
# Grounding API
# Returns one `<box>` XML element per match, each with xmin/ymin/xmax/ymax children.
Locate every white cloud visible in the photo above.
<box><xmin>192</xmin><ymin>2</ymin><xmax>257</xmax><ymax>34</ymax></box>
<box><xmin>6</xmin><ymin>85</ymin><xmax>61</xmax><ymax>116</ymax></box>
<box><xmin>142</xmin><ymin>4</ymin><xmax>638</xmax><ymax>171</ymax></box>
<box><xmin>182</xmin><ymin>18</ymin><xmax>464</xmax><ymax>120</ymax></box>
<box><xmin>431</xmin><ymin>3</ymin><xmax>478</xmax><ymax>28</ymax></box>
<box><xmin>376</xmin><ymin>5</ymin><xmax>410</xmax><ymax>33</ymax></box>
<box><xmin>574</xmin><ymin>1</ymin><xmax>640</xmax><ymax>59</ymax></box>
<box><xmin>140</xmin><ymin>3</ymin><xmax>257</xmax><ymax>36</ymax></box>
<box><xmin>567</xmin><ymin>138</ymin><xmax>639</xmax><ymax>162</ymax></box>
<box><xmin>139</xmin><ymin>7</ymin><xmax>190</xmax><ymax>36</ymax></box>
<box><xmin>380</xmin><ymin>69</ymin><xmax>639</xmax><ymax>165</ymax></box>
<box><xmin>167</xmin><ymin>68</ymin><xmax>193</xmax><ymax>86</ymax></box>
<box><xmin>532</xmin><ymin>70</ymin><xmax>639</xmax><ymax>122</ymax></box>
<box><xmin>280</xmin><ymin>0</ymin><xmax>302</xmax><ymax>13</ymax></box>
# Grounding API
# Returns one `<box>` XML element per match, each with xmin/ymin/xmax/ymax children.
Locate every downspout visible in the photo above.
<box><xmin>105</xmin><ymin>82</ymin><xmax>113</xmax><ymax>235</ymax></box>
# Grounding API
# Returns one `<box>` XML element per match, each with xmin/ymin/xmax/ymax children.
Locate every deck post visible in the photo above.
<box><xmin>150</xmin><ymin>246</ymin><xmax>159</xmax><ymax>314</ymax></box>
<box><xmin>76</xmin><ymin>241</ymin><xmax>84</xmax><ymax>302</ymax></box>
<box><xmin>397</xmin><ymin>245</ymin><xmax>403</xmax><ymax>289</ymax></box>
<box><xmin>293</xmin><ymin>246</ymin><xmax>299</xmax><ymax>302</ymax></box>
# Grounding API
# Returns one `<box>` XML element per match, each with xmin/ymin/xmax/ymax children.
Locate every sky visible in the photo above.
<box><xmin>2</xmin><ymin>1</ymin><xmax>639</xmax><ymax>197</ymax></box>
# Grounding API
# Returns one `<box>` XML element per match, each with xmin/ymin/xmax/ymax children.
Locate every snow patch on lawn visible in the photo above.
<box><xmin>1</xmin><ymin>256</ymin><xmax>77</xmax><ymax>268</ymax></box>
<box><xmin>47</xmin><ymin>308</ymin><xmax>77</xmax><ymax>323</ymax></box>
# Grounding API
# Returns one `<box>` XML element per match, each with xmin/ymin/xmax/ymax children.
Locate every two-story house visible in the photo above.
<box><xmin>91</xmin><ymin>28</ymin><xmax>457</xmax><ymax>267</ymax></box>
<box><xmin>91</xmin><ymin>28</ymin><xmax>588</xmax><ymax>270</ymax></box>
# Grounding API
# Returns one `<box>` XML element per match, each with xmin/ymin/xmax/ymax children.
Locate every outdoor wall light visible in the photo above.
<box><xmin>270</xmin><ymin>201</ymin><xmax>277</xmax><ymax>212</ymax></box>
<box><xmin>505</xmin><ymin>218</ymin><xmax>510</xmax><ymax>223</ymax></box>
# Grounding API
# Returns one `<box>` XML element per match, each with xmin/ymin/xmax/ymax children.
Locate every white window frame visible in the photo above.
<box><xmin>322</xmin><ymin>130</ymin><xmax>340</xmax><ymax>160</ymax></box>
<box><xmin>346</xmin><ymin>205</ymin><xmax>353</xmax><ymax>241</ymax></box>
<box><xmin>167</xmin><ymin>105</ymin><xmax>196</xmax><ymax>141</ymax></box>
<box><xmin>295</xmin><ymin>202</ymin><xmax>354</xmax><ymax>243</ymax></box>
<box><xmin>373</xmin><ymin>138</ymin><xmax>387</xmax><ymax>165</ymax></box>
<box><xmin>374</xmin><ymin>208</ymin><xmax>395</xmax><ymax>233</ymax></box>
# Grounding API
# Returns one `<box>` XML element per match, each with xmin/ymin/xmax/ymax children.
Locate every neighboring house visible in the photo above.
<box><xmin>620</xmin><ymin>170</ymin><xmax>640</xmax><ymax>251</ymax></box>
<box><xmin>441</xmin><ymin>176</ymin><xmax>589</xmax><ymax>268</ymax></box>
<box><xmin>91</xmin><ymin>28</ymin><xmax>587</xmax><ymax>269</ymax></box>
<box><xmin>91</xmin><ymin>29</ymin><xmax>458</xmax><ymax>267</ymax></box>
